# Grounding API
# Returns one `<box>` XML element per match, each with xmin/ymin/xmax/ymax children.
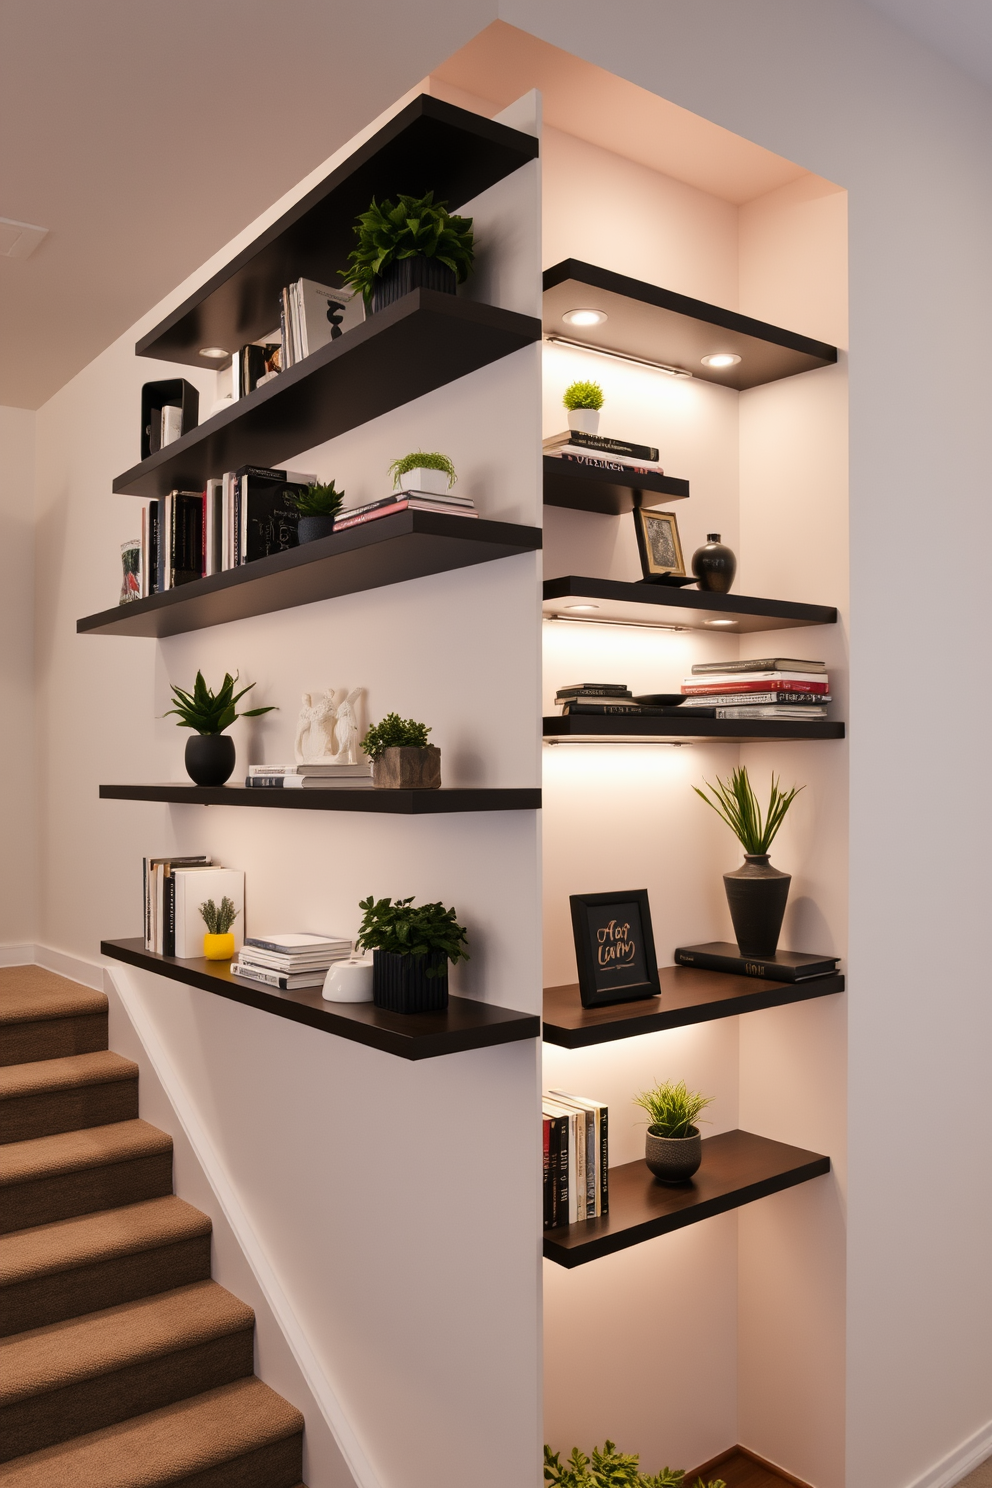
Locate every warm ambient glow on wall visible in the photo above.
<box><xmin>548</xmin><ymin>614</ymin><xmax>691</xmax><ymax>633</ymax></box>
<box><xmin>544</xmin><ymin>334</ymin><xmax>693</xmax><ymax>379</ymax></box>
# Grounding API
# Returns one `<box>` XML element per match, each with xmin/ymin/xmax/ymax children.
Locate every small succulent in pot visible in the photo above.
<box><xmin>360</xmin><ymin>712</ymin><xmax>440</xmax><ymax>789</ymax></box>
<box><xmin>340</xmin><ymin>191</ymin><xmax>475</xmax><ymax>313</ymax></box>
<box><xmin>356</xmin><ymin>894</ymin><xmax>469</xmax><ymax>1013</ymax></box>
<box><xmin>199</xmin><ymin>896</ymin><xmax>240</xmax><ymax>961</ymax></box>
<box><xmin>633</xmin><ymin>1079</ymin><xmax>712</xmax><ymax>1184</ymax></box>
<box><xmin>563</xmin><ymin>379</ymin><xmax>604</xmax><ymax>435</ymax></box>
<box><xmin>165</xmin><ymin>672</ymin><xmax>276</xmax><ymax>787</ymax></box>
<box><xmin>291</xmin><ymin>480</ymin><xmax>345</xmax><ymax>543</ymax></box>
<box><xmin>388</xmin><ymin>450</ymin><xmax>457</xmax><ymax>497</ymax></box>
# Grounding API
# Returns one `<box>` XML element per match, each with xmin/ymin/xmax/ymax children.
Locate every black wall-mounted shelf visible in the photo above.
<box><xmin>543</xmin><ymin>965</ymin><xmax>844</xmax><ymax>1048</ymax></box>
<box><xmin>543</xmin><ymin>576</ymin><xmax>837</xmax><ymax>633</ymax></box>
<box><xmin>138</xmin><ymin>95</ymin><xmax>539</xmax><ymax>367</ymax></box>
<box><xmin>116</xmin><ymin>292</ymin><xmax>541</xmax><ymax>499</ymax></box>
<box><xmin>99</xmin><ymin>784</ymin><xmax>540</xmax><ymax>813</ymax></box>
<box><xmin>543</xmin><ymin>456</ymin><xmax>689</xmax><ymax>516</ymax></box>
<box><xmin>78</xmin><ymin>512</ymin><xmax>541</xmax><ymax>638</ymax></box>
<box><xmin>543</xmin><ymin>1130</ymin><xmax>830</xmax><ymax>1267</ymax></box>
<box><xmin>102</xmin><ymin>939</ymin><xmax>539</xmax><ymax>1061</ymax></box>
<box><xmin>544</xmin><ymin>715</ymin><xmax>845</xmax><ymax>744</ymax></box>
<box><xmin>543</xmin><ymin>260</ymin><xmax>837</xmax><ymax>391</ymax></box>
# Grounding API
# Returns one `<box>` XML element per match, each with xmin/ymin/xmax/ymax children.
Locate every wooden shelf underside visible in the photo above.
<box><xmin>543</xmin><ymin>457</ymin><xmax>689</xmax><ymax>516</ymax></box>
<box><xmin>544</xmin><ymin>715</ymin><xmax>845</xmax><ymax>744</ymax></box>
<box><xmin>543</xmin><ymin>575</ymin><xmax>837</xmax><ymax>633</ymax></box>
<box><xmin>102</xmin><ymin>939</ymin><xmax>539</xmax><ymax>1061</ymax></box>
<box><xmin>99</xmin><ymin>784</ymin><xmax>540</xmax><ymax>813</ymax></box>
<box><xmin>543</xmin><ymin>1129</ymin><xmax>830</xmax><ymax>1267</ymax></box>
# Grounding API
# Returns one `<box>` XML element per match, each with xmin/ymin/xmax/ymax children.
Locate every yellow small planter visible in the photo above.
<box><xmin>203</xmin><ymin>933</ymin><xmax>236</xmax><ymax>962</ymax></box>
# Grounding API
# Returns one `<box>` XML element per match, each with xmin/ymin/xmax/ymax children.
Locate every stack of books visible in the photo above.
<box><xmin>142</xmin><ymin>857</ymin><xmax>244</xmax><ymax>959</ymax></box>
<box><xmin>333</xmin><ymin>487</ymin><xmax>478</xmax><ymax>533</ymax></box>
<box><xmin>245</xmin><ymin>763</ymin><xmax>373</xmax><ymax>790</ymax></box>
<box><xmin>679</xmin><ymin>658</ymin><xmax>831</xmax><ymax>719</ymax></box>
<box><xmin>555</xmin><ymin>683</ymin><xmax>673</xmax><ymax>718</ymax></box>
<box><xmin>543</xmin><ymin>430</ymin><xmax>664</xmax><ymax>478</ymax></box>
<box><xmin>674</xmin><ymin>942</ymin><xmax>840</xmax><ymax>982</ymax></box>
<box><xmin>543</xmin><ymin>1091</ymin><xmax>609</xmax><ymax>1230</ymax></box>
<box><xmin>232</xmin><ymin>933</ymin><xmax>353</xmax><ymax>991</ymax></box>
<box><xmin>279</xmin><ymin>279</ymin><xmax>364</xmax><ymax>369</ymax></box>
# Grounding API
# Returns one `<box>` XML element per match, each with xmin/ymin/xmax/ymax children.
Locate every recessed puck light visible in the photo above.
<box><xmin>562</xmin><ymin>309</ymin><xmax>608</xmax><ymax>327</ymax></box>
<box><xmin>563</xmin><ymin>604</ymin><xmax>601</xmax><ymax>612</ymax></box>
<box><xmin>701</xmin><ymin>353</ymin><xmax>741</xmax><ymax>369</ymax></box>
<box><xmin>198</xmin><ymin>346</ymin><xmax>230</xmax><ymax>359</ymax></box>
<box><xmin>704</xmin><ymin>618</ymin><xmax>737</xmax><ymax>626</ymax></box>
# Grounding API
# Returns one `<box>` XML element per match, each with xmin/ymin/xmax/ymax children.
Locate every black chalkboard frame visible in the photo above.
<box><xmin>569</xmin><ymin>889</ymin><xmax>661</xmax><ymax>1009</ymax></box>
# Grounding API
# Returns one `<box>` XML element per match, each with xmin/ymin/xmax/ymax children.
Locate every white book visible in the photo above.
<box><xmin>294</xmin><ymin>279</ymin><xmax>364</xmax><ymax>358</ymax></box>
<box><xmin>245</xmin><ymin>933</ymin><xmax>351</xmax><ymax>953</ymax></box>
<box><xmin>680</xmin><ymin>692</ymin><xmax>832</xmax><ymax>708</ymax></box>
<box><xmin>231</xmin><ymin>963</ymin><xmax>327</xmax><ymax>991</ymax></box>
<box><xmin>245</xmin><ymin>763</ymin><xmax>372</xmax><ymax>777</ymax></box>
<box><xmin>160</xmin><ymin>493</ymin><xmax>173</xmax><ymax>591</ymax></box>
<box><xmin>174</xmin><ymin>867</ymin><xmax>245</xmax><ymax>959</ymax></box>
<box><xmin>715</xmin><ymin>705</ymin><xmax>828</xmax><ymax>719</ymax></box>
<box><xmin>161</xmin><ymin>404</ymin><xmax>183</xmax><ymax>446</ymax></box>
<box><xmin>204</xmin><ymin>480</ymin><xmax>223</xmax><ymax>576</ymax></box>
<box><xmin>548</xmin><ymin>1091</ymin><xmax>605</xmax><ymax>1219</ymax></box>
<box><xmin>139</xmin><ymin>504</ymin><xmax>149</xmax><ymax>599</ymax></box>
<box><xmin>221</xmin><ymin>473</ymin><xmax>234</xmax><ymax>570</ymax></box>
<box><xmin>545</xmin><ymin>444</ymin><xmax>665</xmax><ymax>473</ymax></box>
<box><xmin>682</xmin><ymin>672</ymin><xmax>828</xmax><ymax>687</ymax></box>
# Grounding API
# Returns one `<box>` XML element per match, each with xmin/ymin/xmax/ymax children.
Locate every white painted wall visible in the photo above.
<box><xmin>0</xmin><ymin>405</ymin><xmax>37</xmax><ymax>953</ymax></box>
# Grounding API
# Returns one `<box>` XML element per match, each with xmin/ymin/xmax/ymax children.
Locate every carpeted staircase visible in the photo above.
<box><xmin>0</xmin><ymin>966</ymin><xmax>308</xmax><ymax>1487</ymax></box>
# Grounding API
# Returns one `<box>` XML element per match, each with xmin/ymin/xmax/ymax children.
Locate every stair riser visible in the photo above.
<box><xmin>0</xmin><ymin>1234</ymin><xmax>212</xmax><ymax>1337</ymax></box>
<box><xmin>164</xmin><ymin>1433</ymin><xmax>303</xmax><ymax>1488</ymax></box>
<box><xmin>1</xmin><ymin>1080</ymin><xmax>139</xmax><ymax>1144</ymax></box>
<box><xmin>1</xmin><ymin>1015</ymin><xmax>108</xmax><ymax>1067</ymax></box>
<box><xmin>0</xmin><ymin>1326</ymin><xmax>255</xmax><ymax>1462</ymax></box>
<box><xmin>0</xmin><ymin>1153</ymin><xmax>174</xmax><ymax>1235</ymax></box>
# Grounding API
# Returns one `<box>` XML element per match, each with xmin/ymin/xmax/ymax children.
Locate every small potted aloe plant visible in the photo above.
<box><xmin>199</xmin><ymin>896</ymin><xmax>240</xmax><ymax>962</ymax></box>
<box><xmin>340</xmin><ymin>191</ymin><xmax>475</xmax><ymax>313</ymax></box>
<box><xmin>361</xmin><ymin>712</ymin><xmax>440</xmax><ymax>789</ymax></box>
<box><xmin>356</xmin><ymin>895</ymin><xmax>469</xmax><ymax>1012</ymax></box>
<box><xmin>563</xmin><ymin>379</ymin><xmax>604</xmax><ymax>435</ymax></box>
<box><xmin>291</xmin><ymin>480</ymin><xmax>345</xmax><ymax>542</ymax></box>
<box><xmin>388</xmin><ymin>451</ymin><xmax>456</xmax><ymax>498</ymax></box>
<box><xmin>694</xmin><ymin>766</ymin><xmax>803</xmax><ymax>956</ymax></box>
<box><xmin>634</xmin><ymin>1079</ymin><xmax>713</xmax><ymax>1184</ymax></box>
<box><xmin>165</xmin><ymin>672</ymin><xmax>276</xmax><ymax>786</ymax></box>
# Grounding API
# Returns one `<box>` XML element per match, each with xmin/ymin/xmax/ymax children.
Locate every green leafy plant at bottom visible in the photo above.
<box><xmin>563</xmin><ymin>379</ymin><xmax>605</xmax><ymax>411</ymax></box>
<box><xmin>291</xmin><ymin>481</ymin><xmax>345</xmax><ymax>518</ymax></box>
<box><xmin>199</xmin><ymin>897</ymin><xmax>239</xmax><ymax>935</ymax></box>
<box><xmin>388</xmin><ymin>450</ymin><xmax>457</xmax><ymax>489</ymax></box>
<box><xmin>360</xmin><ymin>712</ymin><xmax>432</xmax><ymax>761</ymax></box>
<box><xmin>164</xmin><ymin>672</ymin><xmax>276</xmax><ymax>736</ymax></box>
<box><xmin>544</xmin><ymin>1441</ymin><xmax>726</xmax><ymax>1488</ymax></box>
<box><xmin>693</xmin><ymin>765</ymin><xmax>802</xmax><ymax>856</ymax></box>
<box><xmin>339</xmin><ymin>191</ymin><xmax>475</xmax><ymax>304</ymax></box>
<box><xmin>356</xmin><ymin>896</ymin><xmax>468</xmax><ymax>975</ymax></box>
<box><xmin>633</xmin><ymin>1079</ymin><xmax>713</xmax><ymax>1139</ymax></box>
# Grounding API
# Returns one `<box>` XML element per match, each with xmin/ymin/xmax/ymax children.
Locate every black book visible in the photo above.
<box><xmin>235</xmin><ymin>466</ymin><xmax>312</xmax><ymax>564</ymax></box>
<box><xmin>551</xmin><ymin>430</ymin><xmax>660</xmax><ymax>461</ymax></box>
<box><xmin>674</xmin><ymin>942</ymin><xmax>840</xmax><ymax>982</ymax></box>
<box><xmin>169</xmin><ymin>492</ymin><xmax>203</xmax><ymax>587</ymax></box>
<box><xmin>148</xmin><ymin>500</ymin><xmax>161</xmax><ymax>595</ymax></box>
<box><xmin>556</xmin><ymin>686</ymin><xmax>632</xmax><ymax>700</ymax></box>
<box><xmin>560</xmin><ymin>702</ymin><xmax>677</xmax><ymax>716</ymax></box>
<box><xmin>543</xmin><ymin>1109</ymin><xmax>570</xmax><ymax>1230</ymax></box>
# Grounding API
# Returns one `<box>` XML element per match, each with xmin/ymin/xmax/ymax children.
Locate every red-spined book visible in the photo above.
<box><xmin>682</xmin><ymin>677</ymin><xmax>829</xmax><ymax>696</ymax></box>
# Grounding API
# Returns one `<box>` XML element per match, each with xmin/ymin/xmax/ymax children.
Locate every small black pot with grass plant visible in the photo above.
<box><xmin>291</xmin><ymin>480</ymin><xmax>345</xmax><ymax>543</ymax></box>
<box><xmin>165</xmin><ymin>672</ymin><xmax>276</xmax><ymax>786</ymax></box>
<box><xmin>356</xmin><ymin>895</ymin><xmax>469</xmax><ymax>1013</ymax></box>
<box><xmin>360</xmin><ymin>712</ymin><xmax>440</xmax><ymax>789</ymax></box>
<box><xmin>634</xmin><ymin>1079</ymin><xmax>713</xmax><ymax>1184</ymax></box>
<box><xmin>694</xmin><ymin>766</ymin><xmax>803</xmax><ymax>957</ymax></box>
<box><xmin>340</xmin><ymin>192</ymin><xmax>474</xmax><ymax>314</ymax></box>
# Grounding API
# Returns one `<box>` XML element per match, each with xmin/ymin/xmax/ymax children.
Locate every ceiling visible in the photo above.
<box><xmin>862</xmin><ymin>0</ymin><xmax>992</xmax><ymax>92</ymax></box>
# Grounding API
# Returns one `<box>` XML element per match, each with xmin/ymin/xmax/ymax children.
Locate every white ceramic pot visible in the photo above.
<box><xmin>396</xmin><ymin>467</ymin><xmax>451</xmax><ymax>496</ymax></box>
<box><xmin>567</xmin><ymin>408</ymin><xmax>600</xmax><ymax>434</ymax></box>
<box><xmin>321</xmin><ymin>957</ymin><xmax>375</xmax><ymax>1003</ymax></box>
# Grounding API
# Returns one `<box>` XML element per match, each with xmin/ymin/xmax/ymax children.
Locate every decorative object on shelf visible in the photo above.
<box><xmin>634</xmin><ymin>1078</ymin><xmax>712</xmax><ymax>1184</ymax></box>
<box><xmin>166</xmin><ymin>671</ymin><xmax>277</xmax><ymax>787</ymax></box>
<box><xmin>321</xmin><ymin>953</ymin><xmax>375</xmax><ymax>1003</ymax></box>
<box><xmin>691</xmin><ymin>533</ymin><xmax>737</xmax><ymax>593</ymax></box>
<box><xmin>120</xmin><ymin>539</ymin><xmax>140</xmax><ymax>604</ymax></box>
<box><xmin>569</xmin><ymin>889</ymin><xmax>661</xmax><ymax>1008</ymax></box>
<box><xmin>290</xmin><ymin>480</ymin><xmax>346</xmax><ymax>543</ymax></box>
<box><xmin>357</xmin><ymin>894</ymin><xmax>469</xmax><ymax>1013</ymax></box>
<box><xmin>140</xmin><ymin>380</ymin><xmax>198</xmax><ymax>460</ymax></box>
<box><xmin>280</xmin><ymin>279</ymin><xmax>364</xmax><ymax>370</ymax></box>
<box><xmin>633</xmin><ymin>507</ymin><xmax>686</xmax><ymax>584</ymax></box>
<box><xmin>360</xmin><ymin>712</ymin><xmax>440</xmax><ymax>788</ymax></box>
<box><xmin>340</xmin><ymin>191</ymin><xmax>475</xmax><ymax>313</ymax></box>
<box><xmin>544</xmin><ymin>1438</ymin><xmax>725</xmax><ymax>1488</ymax></box>
<box><xmin>563</xmin><ymin>379</ymin><xmax>604</xmax><ymax>435</ymax></box>
<box><xmin>694</xmin><ymin>766</ymin><xmax>803</xmax><ymax>957</ymax></box>
<box><xmin>200</xmin><ymin>896</ymin><xmax>240</xmax><ymax>961</ymax></box>
<box><xmin>294</xmin><ymin>687</ymin><xmax>364</xmax><ymax>765</ymax></box>
<box><xmin>388</xmin><ymin>450</ymin><xmax>457</xmax><ymax>496</ymax></box>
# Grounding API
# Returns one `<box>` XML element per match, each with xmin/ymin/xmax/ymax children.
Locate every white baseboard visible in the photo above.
<box><xmin>0</xmin><ymin>944</ymin><xmax>35</xmax><ymax>967</ymax></box>
<box><xmin>0</xmin><ymin>942</ymin><xmax>106</xmax><ymax>991</ymax></box>
<box><xmin>908</xmin><ymin>1419</ymin><xmax>992</xmax><ymax>1488</ymax></box>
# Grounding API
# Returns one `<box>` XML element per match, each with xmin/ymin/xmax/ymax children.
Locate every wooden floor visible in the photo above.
<box><xmin>690</xmin><ymin>1448</ymin><xmax>808</xmax><ymax>1488</ymax></box>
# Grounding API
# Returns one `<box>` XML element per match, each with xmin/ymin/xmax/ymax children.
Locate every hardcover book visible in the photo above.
<box><xmin>673</xmin><ymin>941</ymin><xmax>840</xmax><ymax>982</ymax></box>
<box><xmin>690</xmin><ymin>658</ymin><xmax>826</xmax><ymax>675</ymax></box>
<box><xmin>235</xmin><ymin>466</ymin><xmax>315</xmax><ymax>564</ymax></box>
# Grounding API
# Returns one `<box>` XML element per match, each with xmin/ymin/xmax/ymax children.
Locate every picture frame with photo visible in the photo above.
<box><xmin>569</xmin><ymin>889</ymin><xmax>662</xmax><ymax>1008</ymax></box>
<box><xmin>633</xmin><ymin>507</ymin><xmax>688</xmax><ymax>584</ymax></box>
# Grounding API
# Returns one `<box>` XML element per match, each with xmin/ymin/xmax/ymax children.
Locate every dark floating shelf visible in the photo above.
<box><xmin>544</xmin><ymin>715</ymin><xmax>845</xmax><ymax>744</ymax></box>
<box><xmin>115</xmin><ymin>292</ymin><xmax>541</xmax><ymax>500</ymax></box>
<box><xmin>543</xmin><ymin>456</ymin><xmax>689</xmax><ymax>516</ymax></box>
<box><xmin>543</xmin><ymin>260</ymin><xmax>837</xmax><ymax>391</ymax></box>
<box><xmin>543</xmin><ymin>1130</ymin><xmax>830</xmax><ymax>1267</ymax></box>
<box><xmin>102</xmin><ymin>939</ymin><xmax>539</xmax><ymax>1061</ymax></box>
<box><xmin>78</xmin><ymin>512</ymin><xmax>541</xmax><ymax>638</ymax></box>
<box><xmin>99</xmin><ymin>784</ymin><xmax>540</xmax><ymax>813</ymax></box>
<box><xmin>138</xmin><ymin>95</ymin><xmax>539</xmax><ymax>366</ymax></box>
<box><xmin>543</xmin><ymin>576</ymin><xmax>837</xmax><ymax>633</ymax></box>
<box><xmin>543</xmin><ymin>964</ymin><xmax>844</xmax><ymax>1048</ymax></box>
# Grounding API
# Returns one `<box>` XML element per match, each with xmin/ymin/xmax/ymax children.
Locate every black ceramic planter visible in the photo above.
<box><xmin>723</xmin><ymin>854</ymin><xmax>791</xmax><ymax>957</ymax></box>
<box><xmin>296</xmin><ymin>515</ymin><xmax>337</xmax><ymax>544</ymax></box>
<box><xmin>185</xmin><ymin>734</ymin><xmax>236</xmax><ymax>787</ymax></box>
<box><xmin>371</xmin><ymin>255</ymin><xmax>457</xmax><ymax>313</ymax></box>
<box><xmin>645</xmin><ymin>1126</ymin><xmax>702</xmax><ymax>1183</ymax></box>
<box><xmin>372</xmin><ymin>949</ymin><xmax>449</xmax><ymax>1013</ymax></box>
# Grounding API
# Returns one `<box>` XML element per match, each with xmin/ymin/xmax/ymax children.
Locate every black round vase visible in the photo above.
<box><xmin>371</xmin><ymin>255</ymin><xmax>457</xmax><ymax>313</ymax></box>
<box><xmin>296</xmin><ymin>515</ymin><xmax>337</xmax><ymax>544</ymax></box>
<box><xmin>185</xmin><ymin>734</ymin><xmax>236</xmax><ymax>787</ymax></box>
<box><xmin>692</xmin><ymin>533</ymin><xmax>737</xmax><ymax>593</ymax></box>
<box><xmin>723</xmin><ymin>854</ymin><xmax>791</xmax><ymax>957</ymax></box>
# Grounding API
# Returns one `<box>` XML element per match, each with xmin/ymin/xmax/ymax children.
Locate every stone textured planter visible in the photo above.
<box><xmin>372</xmin><ymin>949</ymin><xmax>449</xmax><ymax>1013</ymax></box>
<box><xmin>724</xmin><ymin>854</ymin><xmax>791</xmax><ymax>957</ymax></box>
<box><xmin>645</xmin><ymin>1126</ymin><xmax>702</xmax><ymax>1184</ymax></box>
<box><xmin>372</xmin><ymin>746</ymin><xmax>441</xmax><ymax>789</ymax></box>
<box><xmin>185</xmin><ymin>734</ymin><xmax>235</xmax><ymax>787</ymax></box>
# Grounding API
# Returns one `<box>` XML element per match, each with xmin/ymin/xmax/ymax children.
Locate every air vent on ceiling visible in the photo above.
<box><xmin>0</xmin><ymin>218</ymin><xmax>48</xmax><ymax>259</ymax></box>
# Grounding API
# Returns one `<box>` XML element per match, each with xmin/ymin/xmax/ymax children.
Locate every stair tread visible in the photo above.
<box><xmin>0</xmin><ymin>1197</ymin><xmax>211</xmax><ymax>1287</ymax></box>
<box><xmin>0</xmin><ymin>1121</ymin><xmax>171</xmax><ymax>1188</ymax></box>
<box><xmin>0</xmin><ymin>1280</ymin><xmax>253</xmax><ymax>1405</ymax></box>
<box><xmin>0</xmin><ymin>1053</ymin><xmax>138</xmax><ymax>1102</ymax></box>
<box><xmin>0</xmin><ymin>972</ymin><xmax>107</xmax><ymax>1026</ymax></box>
<box><xmin>0</xmin><ymin>1375</ymin><xmax>305</xmax><ymax>1487</ymax></box>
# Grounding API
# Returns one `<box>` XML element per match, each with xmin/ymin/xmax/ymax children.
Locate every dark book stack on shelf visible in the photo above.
<box><xmin>674</xmin><ymin>943</ymin><xmax>840</xmax><ymax>983</ymax></box>
<box><xmin>543</xmin><ymin>1090</ymin><xmax>609</xmax><ymax>1230</ymax></box>
<box><xmin>555</xmin><ymin>682</ymin><xmax>687</xmax><ymax>718</ymax></box>
<box><xmin>544</xmin><ymin>430</ymin><xmax>665</xmax><ymax>479</ymax></box>
<box><xmin>677</xmin><ymin>657</ymin><xmax>832</xmax><ymax>720</ymax></box>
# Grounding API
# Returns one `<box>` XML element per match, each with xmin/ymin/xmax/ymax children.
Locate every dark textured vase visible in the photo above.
<box><xmin>692</xmin><ymin>533</ymin><xmax>737</xmax><ymax>593</ymax></box>
<box><xmin>296</xmin><ymin>515</ymin><xmax>337</xmax><ymax>544</ymax></box>
<box><xmin>370</xmin><ymin>255</ymin><xmax>457</xmax><ymax>313</ymax></box>
<box><xmin>185</xmin><ymin>734</ymin><xmax>236</xmax><ymax>787</ymax></box>
<box><xmin>645</xmin><ymin>1126</ymin><xmax>702</xmax><ymax>1183</ymax></box>
<box><xmin>723</xmin><ymin>854</ymin><xmax>791</xmax><ymax>957</ymax></box>
<box><xmin>372</xmin><ymin>949</ymin><xmax>449</xmax><ymax>1013</ymax></box>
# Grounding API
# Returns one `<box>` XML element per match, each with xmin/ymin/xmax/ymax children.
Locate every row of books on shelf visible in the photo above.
<box><xmin>543</xmin><ymin>429</ymin><xmax>664</xmax><ymax>476</ymax></box>
<box><xmin>142</xmin><ymin>857</ymin><xmax>244</xmax><ymax>958</ymax></box>
<box><xmin>226</xmin><ymin>280</ymin><xmax>365</xmax><ymax>400</ymax></box>
<box><xmin>555</xmin><ymin>657</ymin><xmax>831</xmax><ymax>721</ymax></box>
<box><xmin>543</xmin><ymin>1091</ymin><xmax>609</xmax><ymax>1231</ymax></box>
<box><xmin>244</xmin><ymin>762</ymin><xmax>373</xmax><ymax>790</ymax></box>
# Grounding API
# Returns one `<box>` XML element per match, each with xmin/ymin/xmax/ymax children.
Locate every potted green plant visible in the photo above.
<box><xmin>356</xmin><ymin>895</ymin><xmax>469</xmax><ymax>1012</ymax></box>
<box><xmin>387</xmin><ymin>450</ymin><xmax>457</xmax><ymax>497</ymax></box>
<box><xmin>633</xmin><ymin>1079</ymin><xmax>713</xmax><ymax>1184</ymax></box>
<box><xmin>339</xmin><ymin>191</ymin><xmax>474</xmax><ymax>313</ymax></box>
<box><xmin>165</xmin><ymin>672</ymin><xmax>276</xmax><ymax>786</ymax></box>
<box><xmin>291</xmin><ymin>480</ymin><xmax>345</xmax><ymax>542</ymax></box>
<box><xmin>199</xmin><ymin>896</ymin><xmax>240</xmax><ymax>961</ymax></box>
<box><xmin>563</xmin><ymin>379</ymin><xmax>604</xmax><ymax>436</ymax></box>
<box><xmin>360</xmin><ymin>712</ymin><xmax>440</xmax><ymax>789</ymax></box>
<box><xmin>544</xmin><ymin>1438</ymin><xmax>725</xmax><ymax>1488</ymax></box>
<box><xmin>694</xmin><ymin>766</ymin><xmax>803</xmax><ymax>956</ymax></box>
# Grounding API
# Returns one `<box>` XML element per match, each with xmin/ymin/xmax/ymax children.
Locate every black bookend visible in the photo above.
<box><xmin>141</xmin><ymin>380</ymin><xmax>200</xmax><ymax>460</ymax></box>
